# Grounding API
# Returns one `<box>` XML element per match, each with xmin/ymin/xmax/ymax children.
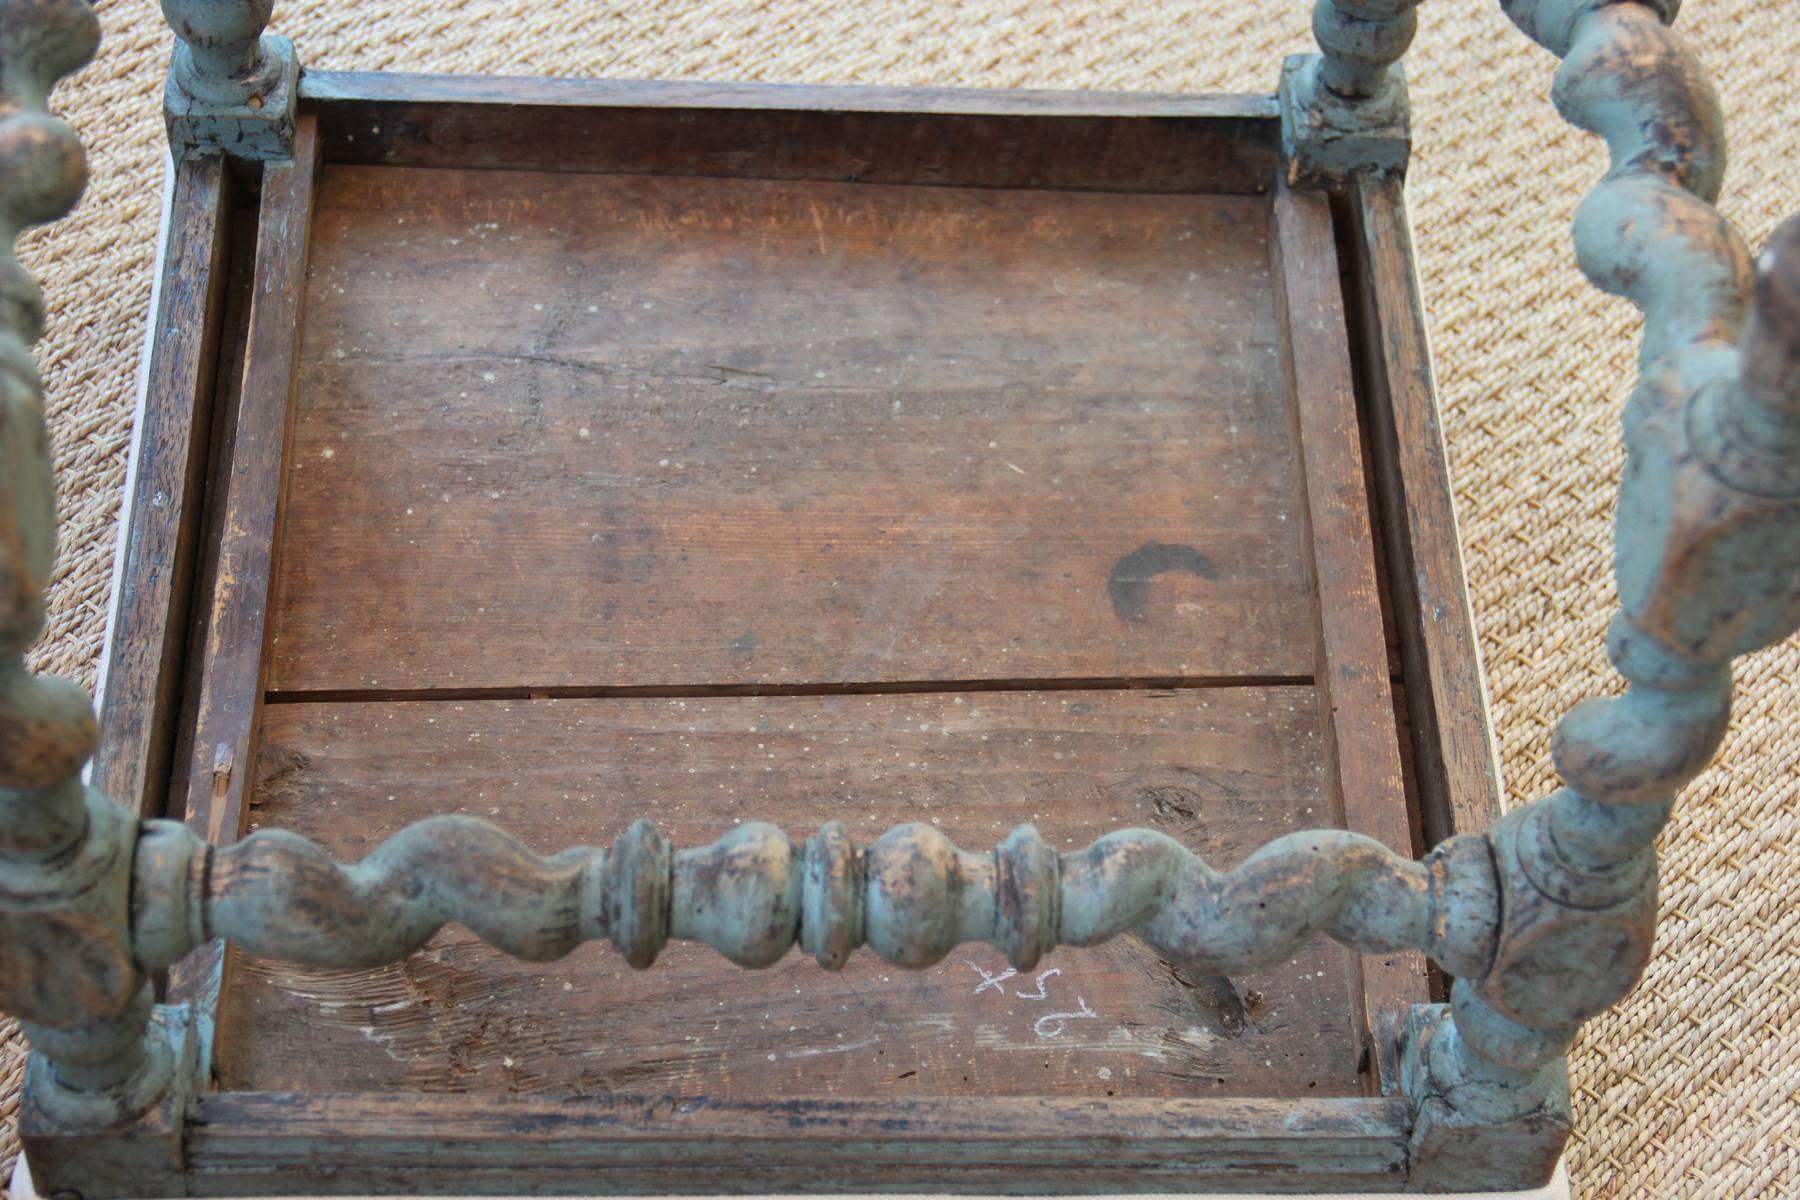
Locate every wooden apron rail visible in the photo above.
<box><xmin>1</xmin><ymin>0</ymin><xmax>1796</xmax><ymax>1193</ymax></box>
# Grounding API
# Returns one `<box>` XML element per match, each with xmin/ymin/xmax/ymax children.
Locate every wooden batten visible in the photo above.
<box><xmin>170</xmin><ymin>117</ymin><xmax>322</xmax><ymax>1019</ymax></box>
<box><xmin>92</xmin><ymin>155</ymin><xmax>232</xmax><ymax>820</ymax></box>
<box><xmin>1337</xmin><ymin>175</ymin><xmax>1505</xmax><ymax>847</ymax></box>
<box><xmin>298</xmin><ymin>71</ymin><xmax>1281</xmax><ymax>196</ymax></box>
<box><xmin>182</xmin><ymin>1091</ymin><xmax>1413</xmax><ymax>1195</ymax></box>
<box><xmin>1269</xmin><ymin>181</ymin><xmax>1430</xmax><ymax>1086</ymax></box>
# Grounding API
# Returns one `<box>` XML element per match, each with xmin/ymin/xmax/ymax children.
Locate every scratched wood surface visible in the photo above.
<box><xmin>1269</xmin><ymin>184</ymin><xmax>1428</xmax><ymax>1065</ymax></box>
<box><xmin>171</xmin><ymin>119</ymin><xmax>322</xmax><ymax>1010</ymax></box>
<box><xmin>298</xmin><ymin>72</ymin><xmax>1281</xmax><ymax>196</ymax></box>
<box><xmin>215</xmin><ymin>688</ymin><xmax>1375</xmax><ymax>1101</ymax></box>
<box><xmin>1341</xmin><ymin>174</ymin><xmax>1504</xmax><ymax>848</ymax></box>
<box><xmin>91</xmin><ymin>154</ymin><xmax>230</xmax><ymax>822</ymax></box>
<box><xmin>264</xmin><ymin>165</ymin><xmax>1312</xmax><ymax>693</ymax></box>
<box><xmin>183</xmin><ymin>1091</ymin><xmax>1411</xmax><ymax>1194</ymax></box>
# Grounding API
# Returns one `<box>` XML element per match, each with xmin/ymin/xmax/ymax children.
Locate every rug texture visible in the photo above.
<box><xmin>1</xmin><ymin>1</ymin><xmax>1795</xmax><ymax>1197</ymax></box>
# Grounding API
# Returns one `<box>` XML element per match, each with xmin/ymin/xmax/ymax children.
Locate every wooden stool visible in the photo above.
<box><xmin>1</xmin><ymin>0</ymin><xmax>1794</xmax><ymax>1194</ymax></box>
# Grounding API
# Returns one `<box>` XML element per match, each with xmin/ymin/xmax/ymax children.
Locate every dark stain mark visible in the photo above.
<box><xmin>1160</xmin><ymin>958</ymin><xmax>1250</xmax><ymax>1038</ymax></box>
<box><xmin>1067</xmin><ymin>702</ymin><xmax>1094</xmax><ymax>715</ymax></box>
<box><xmin>1107</xmin><ymin>542</ymin><xmax>1219</xmax><ymax>623</ymax></box>
<box><xmin>728</xmin><ymin>631</ymin><xmax>757</xmax><ymax>659</ymax></box>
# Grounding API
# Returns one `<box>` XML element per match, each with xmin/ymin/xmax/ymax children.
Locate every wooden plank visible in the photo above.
<box><xmin>92</xmin><ymin>155</ymin><xmax>230</xmax><ymax>819</ymax></box>
<box><xmin>1343</xmin><ymin>175</ymin><xmax>1504</xmax><ymax>845</ymax></box>
<box><xmin>217</xmin><ymin>688</ymin><xmax>1371</xmax><ymax>1102</ymax></box>
<box><xmin>267</xmin><ymin>166</ymin><xmax>1311</xmax><ymax>694</ymax></box>
<box><xmin>299</xmin><ymin>72</ymin><xmax>1280</xmax><ymax>195</ymax></box>
<box><xmin>1268</xmin><ymin>182</ymin><xmax>1428</xmax><ymax>1087</ymax></box>
<box><xmin>185</xmin><ymin>1092</ymin><xmax>1411</xmax><ymax>1194</ymax></box>
<box><xmin>162</xmin><ymin>205</ymin><xmax>259</xmax><ymax>829</ymax></box>
<box><xmin>171</xmin><ymin>118</ymin><xmax>321</xmax><ymax>1013</ymax></box>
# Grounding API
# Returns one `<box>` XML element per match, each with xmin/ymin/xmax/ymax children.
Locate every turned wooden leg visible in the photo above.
<box><xmin>1403</xmin><ymin>3</ymin><xmax>1800</xmax><ymax>1186</ymax></box>
<box><xmin>161</xmin><ymin>0</ymin><xmax>300</xmax><ymax>160</ymax></box>
<box><xmin>0</xmin><ymin>3</ymin><xmax>197</xmax><ymax>1192</ymax></box>
<box><xmin>1280</xmin><ymin>0</ymin><xmax>1426</xmax><ymax>184</ymax></box>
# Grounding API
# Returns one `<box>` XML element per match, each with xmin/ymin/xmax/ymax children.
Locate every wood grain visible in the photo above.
<box><xmin>217</xmin><ymin>688</ymin><xmax>1372</xmax><ymax>1102</ymax></box>
<box><xmin>92</xmin><ymin>155</ymin><xmax>230</xmax><ymax>819</ymax></box>
<box><xmin>267</xmin><ymin>165</ymin><xmax>1312</xmax><ymax>693</ymax></box>
<box><xmin>142</xmin><ymin>91</ymin><xmax>1476</xmax><ymax>1193</ymax></box>
<box><xmin>185</xmin><ymin>1091</ymin><xmax>1411</xmax><ymax>1194</ymax></box>
<box><xmin>172</xmin><ymin>119</ymin><xmax>321</xmax><ymax>1011</ymax></box>
<box><xmin>163</xmin><ymin>204</ymin><xmax>258</xmax><ymax>828</ymax></box>
<box><xmin>1342</xmin><ymin>175</ymin><xmax>1504</xmax><ymax>846</ymax></box>
<box><xmin>299</xmin><ymin>72</ymin><xmax>1280</xmax><ymax>196</ymax></box>
<box><xmin>1269</xmin><ymin>182</ymin><xmax>1428</xmax><ymax>1086</ymax></box>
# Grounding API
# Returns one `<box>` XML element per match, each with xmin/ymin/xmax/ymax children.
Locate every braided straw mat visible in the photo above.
<box><xmin>2</xmin><ymin>1</ymin><xmax>1795</xmax><ymax>1196</ymax></box>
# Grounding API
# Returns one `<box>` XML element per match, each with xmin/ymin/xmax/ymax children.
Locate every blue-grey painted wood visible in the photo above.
<box><xmin>1404</xmin><ymin>1</ymin><xmax>1800</xmax><ymax>1185</ymax></box>
<box><xmin>0</xmin><ymin>0</ymin><xmax>187</xmax><ymax>1135</ymax></box>
<box><xmin>126</xmin><ymin>817</ymin><xmax>1499</xmax><ymax>982</ymax></box>
<box><xmin>1280</xmin><ymin>0</ymin><xmax>1425</xmax><ymax>183</ymax></box>
<box><xmin>162</xmin><ymin>0</ymin><xmax>298</xmax><ymax>160</ymax></box>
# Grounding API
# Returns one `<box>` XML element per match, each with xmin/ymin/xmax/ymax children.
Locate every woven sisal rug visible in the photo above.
<box><xmin>3</xmin><ymin>2</ymin><xmax>1795</xmax><ymax>1196</ymax></box>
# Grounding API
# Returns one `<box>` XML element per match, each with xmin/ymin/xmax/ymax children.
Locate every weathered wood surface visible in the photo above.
<box><xmin>92</xmin><ymin>154</ymin><xmax>231</xmax><ymax>821</ymax></box>
<box><xmin>216</xmin><ymin>689</ymin><xmax>1379</xmax><ymax>1100</ymax></box>
<box><xmin>184</xmin><ymin>1092</ymin><xmax>1412</xmax><ymax>1194</ymax></box>
<box><xmin>1270</xmin><ymin>183</ymin><xmax>1428</xmax><ymax>1066</ymax></box>
<box><xmin>0</xmin><ymin>0</ymin><xmax>1785</xmax><ymax>1189</ymax></box>
<box><xmin>162</xmin><ymin>204</ymin><xmax>258</xmax><ymax>834</ymax></box>
<box><xmin>299</xmin><ymin>71</ymin><xmax>1280</xmax><ymax>196</ymax></box>
<box><xmin>1341</xmin><ymin>174</ymin><xmax>1504</xmax><ymax>848</ymax></box>
<box><xmin>268</xmin><ymin>165</ymin><xmax>1313</xmax><ymax>693</ymax></box>
<box><xmin>171</xmin><ymin>117</ymin><xmax>320</xmax><ymax>1011</ymax></box>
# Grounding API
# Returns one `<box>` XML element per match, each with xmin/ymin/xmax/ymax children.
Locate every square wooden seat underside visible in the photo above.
<box><xmin>93</xmin><ymin>76</ymin><xmax>1503</xmax><ymax>1192</ymax></box>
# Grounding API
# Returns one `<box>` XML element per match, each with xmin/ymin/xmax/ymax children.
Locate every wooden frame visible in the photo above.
<box><xmin>34</xmin><ymin>73</ymin><xmax>1480</xmax><ymax>1193</ymax></box>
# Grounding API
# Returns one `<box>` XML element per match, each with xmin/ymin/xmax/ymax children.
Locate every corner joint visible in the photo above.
<box><xmin>162</xmin><ymin>0</ymin><xmax>300</xmax><ymax>164</ymax></box>
<box><xmin>1279</xmin><ymin>53</ymin><xmax>1413</xmax><ymax>189</ymax></box>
